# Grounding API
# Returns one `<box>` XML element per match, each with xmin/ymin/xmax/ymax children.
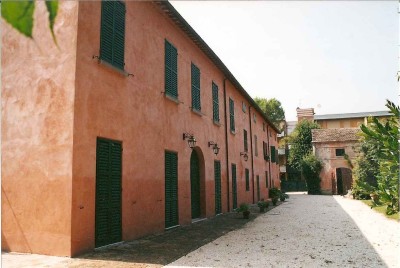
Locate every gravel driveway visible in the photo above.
<box><xmin>167</xmin><ymin>193</ymin><xmax>399</xmax><ymax>268</ymax></box>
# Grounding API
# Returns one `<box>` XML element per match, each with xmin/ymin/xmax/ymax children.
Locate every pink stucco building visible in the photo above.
<box><xmin>2</xmin><ymin>1</ymin><xmax>280</xmax><ymax>256</ymax></box>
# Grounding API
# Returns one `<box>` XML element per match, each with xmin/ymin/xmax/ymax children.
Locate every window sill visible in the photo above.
<box><xmin>164</xmin><ymin>93</ymin><xmax>180</xmax><ymax>104</ymax></box>
<box><xmin>213</xmin><ymin>120</ymin><xmax>221</xmax><ymax>127</ymax></box>
<box><xmin>191</xmin><ymin>108</ymin><xmax>204</xmax><ymax>117</ymax></box>
<box><xmin>98</xmin><ymin>59</ymin><xmax>131</xmax><ymax>77</ymax></box>
<box><xmin>230</xmin><ymin>130</ymin><xmax>236</xmax><ymax>135</ymax></box>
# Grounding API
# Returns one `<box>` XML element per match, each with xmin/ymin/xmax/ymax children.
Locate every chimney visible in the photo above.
<box><xmin>296</xmin><ymin>107</ymin><xmax>315</xmax><ymax>122</ymax></box>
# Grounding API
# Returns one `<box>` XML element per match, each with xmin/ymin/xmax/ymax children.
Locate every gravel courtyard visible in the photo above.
<box><xmin>167</xmin><ymin>193</ymin><xmax>399</xmax><ymax>268</ymax></box>
<box><xmin>3</xmin><ymin>193</ymin><xmax>399</xmax><ymax>267</ymax></box>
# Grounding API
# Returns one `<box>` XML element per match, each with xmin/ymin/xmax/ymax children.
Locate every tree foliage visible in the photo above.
<box><xmin>1</xmin><ymin>0</ymin><xmax>58</xmax><ymax>44</ymax></box>
<box><xmin>287</xmin><ymin>119</ymin><xmax>320</xmax><ymax>170</ymax></box>
<box><xmin>301</xmin><ymin>153</ymin><xmax>323</xmax><ymax>195</ymax></box>
<box><xmin>358</xmin><ymin>100</ymin><xmax>399</xmax><ymax>215</ymax></box>
<box><xmin>254</xmin><ymin>97</ymin><xmax>285</xmax><ymax>130</ymax></box>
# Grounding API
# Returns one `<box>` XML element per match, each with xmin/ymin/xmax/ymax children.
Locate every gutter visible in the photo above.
<box><xmin>223</xmin><ymin>78</ymin><xmax>230</xmax><ymax>212</ymax></box>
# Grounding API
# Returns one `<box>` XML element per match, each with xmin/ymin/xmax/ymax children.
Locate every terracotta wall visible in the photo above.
<box><xmin>314</xmin><ymin>141</ymin><xmax>357</xmax><ymax>194</ymax></box>
<box><xmin>70</xmin><ymin>1</ymin><xmax>279</xmax><ymax>255</ymax></box>
<box><xmin>1</xmin><ymin>2</ymin><xmax>79</xmax><ymax>256</ymax></box>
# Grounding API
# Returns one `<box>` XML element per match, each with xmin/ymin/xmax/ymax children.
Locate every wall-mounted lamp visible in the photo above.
<box><xmin>240</xmin><ymin>152</ymin><xmax>249</xmax><ymax>161</ymax></box>
<box><xmin>183</xmin><ymin>133</ymin><xmax>196</xmax><ymax>149</ymax></box>
<box><xmin>208</xmin><ymin>141</ymin><xmax>220</xmax><ymax>155</ymax></box>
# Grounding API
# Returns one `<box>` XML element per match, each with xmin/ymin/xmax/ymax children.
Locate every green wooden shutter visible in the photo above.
<box><xmin>191</xmin><ymin>63</ymin><xmax>201</xmax><ymax>111</ymax></box>
<box><xmin>229</xmin><ymin>98</ymin><xmax>235</xmax><ymax>132</ymax></box>
<box><xmin>256</xmin><ymin>175</ymin><xmax>260</xmax><ymax>201</ymax></box>
<box><xmin>254</xmin><ymin>135</ymin><xmax>258</xmax><ymax>156</ymax></box>
<box><xmin>95</xmin><ymin>138</ymin><xmax>122</xmax><ymax>248</ymax></box>
<box><xmin>243</xmin><ymin>130</ymin><xmax>248</xmax><ymax>152</ymax></box>
<box><xmin>190</xmin><ymin>151</ymin><xmax>201</xmax><ymax>218</ymax></box>
<box><xmin>165</xmin><ymin>151</ymin><xmax>178</xmax><ymax>228</ymax></box>
<box><xmin>265</xmin><ymin>171</ymin><xmax>269</xmax><ymax>188</ymax></box>
<box><xmin>214</xmin><ymin>161</ymin><xmax>222</xmax><ymax>214</ymax></box>
<box><xmin>271</xmin><ymin>146</ymin><xmax>276</xmax><ymax>163</ymax></box>
<box><xmin>165</xmin><ymin>40</ymin><xmax>178</xmax><ymax>98</ymax></box>
<box><xmin>100</xmin><ymin>1</ymin><xmax>125</xmax><ymax>70</ymax></box>
<box><xmin>231</xmin><ymin>164</ymin><xmax>237</xmax><ymax>209</ymax></box>
<box><xmin>245</xmin><ymin>168</ymin><xmax>250</xmax><ymax>191</ymax></box>
<box><xmin>212</xmin><ymin>82</ymin><xmax>219</xmax><ymax>122</ymax></box>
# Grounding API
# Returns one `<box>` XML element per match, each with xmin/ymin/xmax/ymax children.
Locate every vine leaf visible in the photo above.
<box><xmin>45</xmin><ymin>0</ymin><xmax>58</xmax><ymax>45</ymax></box>
<box><xmin>1</xmin><ymin>1</ymin><xmax>35</xmax><ymax>38</ymax></box>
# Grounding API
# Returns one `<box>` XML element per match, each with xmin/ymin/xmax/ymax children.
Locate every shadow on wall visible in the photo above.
<box><xmin>1</xmin><ymin>185</ymin><xmax>32</xmax><ymax>254</ymax></box>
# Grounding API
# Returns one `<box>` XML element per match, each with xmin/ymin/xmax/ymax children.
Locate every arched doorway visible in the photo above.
<box><xmin>336</xmin><ymin>168</ymin><xmax>352</xmax><ymax>195</ymax></box>
<box><xmin>190</xmin><ymin>149</ymin><xmax>205</xmax><ymax>219</ymax></box>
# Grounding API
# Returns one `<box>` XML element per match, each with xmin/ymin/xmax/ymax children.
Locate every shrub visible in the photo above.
<box><xmin>301</xmin><ymin>153</ymin><xmax>323</xmax><ymax>195</ymax></box>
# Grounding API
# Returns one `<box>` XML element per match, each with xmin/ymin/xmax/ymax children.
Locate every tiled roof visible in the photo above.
<box><xmin>312</xmin><ymin>128</ymin><xmax>360</xmax><ymax>143</ymax></box>
<box><xmin>314</xmin><ymin>111</ymin><xmax>390</xmax><ymax>120</ymax></box>
<box><xmin>153</xmin><ymin>1</ymin><xmax>280</xmax><ymax>133</ymax></box>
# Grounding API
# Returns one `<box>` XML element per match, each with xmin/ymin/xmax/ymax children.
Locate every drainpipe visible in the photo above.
<box><xmin>223</xmin><ymin>78</ymin><xmax>230</xmax><ymax>212</ymax></box>
<box><xmin>249</xmin><ymin>106</ymin><xmax>255</xmax><ymax>204</ymax></box>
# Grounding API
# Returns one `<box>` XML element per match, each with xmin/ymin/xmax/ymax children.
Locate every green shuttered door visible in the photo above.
<box><xmin>232</xmin><ymin>164</ymin><xmax>237</xmax><ymax>209</ymax></box>
<box><xmin>95</xmin><ymin>138</ymin><xmax>122</xmax><ymax>248</ymax></box>
<box><xmin>165</xmin><ymin>151</ymin><xmax>179</xmax><ymax>228</ymax></box>
<box><xmin>190</xmin><ymin>151</ymin><xmax>201</xmax><ymax>218</ymax></box>
<box><xmin>214</xmin><ymin>161</ymin><xmax>222</xmax><ymax>215</ymax></box>
<box><xmin>256</xmin><ymin>175</ymin><xmax>260</xmax><ymax>201</ymax></box>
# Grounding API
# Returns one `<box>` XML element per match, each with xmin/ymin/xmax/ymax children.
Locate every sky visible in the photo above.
<box><xmin>170</xmin><ymin>1</ymin><xmax>399</xmax><ymax>121</ymax></box>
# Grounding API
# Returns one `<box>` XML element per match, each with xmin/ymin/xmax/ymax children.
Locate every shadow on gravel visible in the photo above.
<box><xmin>73</xmin><ymin>202</ymin><xmax>282</xmax><ymax>266</ymax></box>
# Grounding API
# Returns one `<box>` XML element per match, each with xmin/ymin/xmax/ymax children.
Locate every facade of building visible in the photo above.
<box><xmin>2</xmin><ymin>1</ymin><xmax>280</xmax><ymax>256</ymax></box>
<box><xmin>312</xmin><ymin>111</ymin><xmax>390</xmax><ymax>195</ymax></box>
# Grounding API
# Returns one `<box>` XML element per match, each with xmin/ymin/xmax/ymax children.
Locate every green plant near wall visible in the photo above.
<box><xmin>1</xmin><ymin>1</ymin><xmax>59</xmax><ymax>45</ymax></box>
<box><xmin>300</xmin><ymin>153</ymin><xmax>323</xmax><ymax>195</ymax></box>
<box><xmin>360</xmin><ymin>100</ymin><xmax>399</xmax><ymax>215</ymax></box>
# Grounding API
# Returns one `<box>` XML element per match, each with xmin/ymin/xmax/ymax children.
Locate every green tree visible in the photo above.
<box><xmin>287</xmin><ymin>119</ymin><xmax>320</xmax><ymax>170</ymax></box>
<box><xmin>301</xmin><ymin>153</ymin><xmax>323</xmax><ymax>195</ymax></box>
<box><xmin>1</xmin><ymin>1</ymin><xmax>59</xmax><ymax>44</ymax></box>
<box><xmin>254</xmin><ymin>97</ymin><xmax>285</xmax><ymax>129</ymax></box>
<box><xmin>360</xmin><ymin>100</ymin><xmax>399</xmax><ymax>215</ymax></box>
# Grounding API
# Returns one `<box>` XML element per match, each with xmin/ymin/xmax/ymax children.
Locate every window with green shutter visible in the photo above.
<box><xmin>243</xmin><ymin>129</ymin><xmax>248</xmax><ymax>152</ymax></box>
<box><xmin>165</xmin><ymin>40</ymin><xmax>178</xmax><ymax>98</ymax></box>
<box><xmin>165</xmin><ymin>151</ymin><xmax>178</xmax><ymax>228</ymax></box>
<box><xmin>191</xmin><ymin>63</ymin><xmax>201</xmax><ymax>111</ymax></box>
<box><xmin>245</xmin><ymin>168</ymin><xmax>250</xmax><ymax>191</ymax></box>
<box><xmin>229</xmin><ymin>98</ymin><xmax>235</xmax><ymax>132</ymax></box>
<box><xmin>271</xmin><ymin>146</ymin><xmax>276</xmax><ymax>163</ymax></box>
<box><xmin>254</xmin><ymin>135</ymin><xmax>258</xmax><ymax>156</ymax></box>
<box><xmin>100</xmin><ymin>1</ymin><xmax>126</xmax><ymax>70</ymax></box>
<box><xmin>212</xmin><ymin>82</ymin><xmax>219</xmax><ymax>122</ymax></box>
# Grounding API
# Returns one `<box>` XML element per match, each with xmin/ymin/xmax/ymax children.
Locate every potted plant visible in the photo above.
<box><xmin>257</xmin><ymin>199</ymin><xmax>269</xmax><ymax>212</ymax></box>
<box><xmin>272</xmin><ymin>197</ymin><xmax>279</xmax><ymax>206</ymax></box>
<box><xmin>236</xmin><ymin>203</ymin><xmax>250</xmax><ymax>219</ymax></box>
<box><xmin>279</xmin><ymin>192</ymin><xmax>289</xmax><ymax>202</ymax></box>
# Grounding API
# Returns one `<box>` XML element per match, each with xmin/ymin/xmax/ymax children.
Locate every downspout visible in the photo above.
<box><xmin>223</xmin><ymin>78</ymin><xmax>230</xmax><ymax>212</ymax></box>
<box><xmin>248</xmin><ymin>106</ymin><xmax>255</xmax><ymax>204</ymax></box>
<box><xmin>267</xmin><ymin>125</ymin><xmax>272</xmax><ymax>193</ymax></box>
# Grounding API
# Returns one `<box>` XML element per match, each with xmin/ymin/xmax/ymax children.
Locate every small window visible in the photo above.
<box><xmin>242</xmin><ymin>101</ymin><xmax>247</xmax><ymax>113</ymax></box>
<box><xmin>336</xmin><ymin>148</ymin><xmax>345</xmax><ymax>157</ymax></box>
<box><xmin>263</xmin><ymin>122</ymin><xmax>265</xmax><ymax>132</ymax></box>
<box><xmin>253</xmin><ymin>113</ymin><xmax>256</xmax><ymax>123</ymax></box>
<box><xmin>265</xmin><ymin>171</ymin><xmax>269</xmax><ymax>188</ymax></box>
